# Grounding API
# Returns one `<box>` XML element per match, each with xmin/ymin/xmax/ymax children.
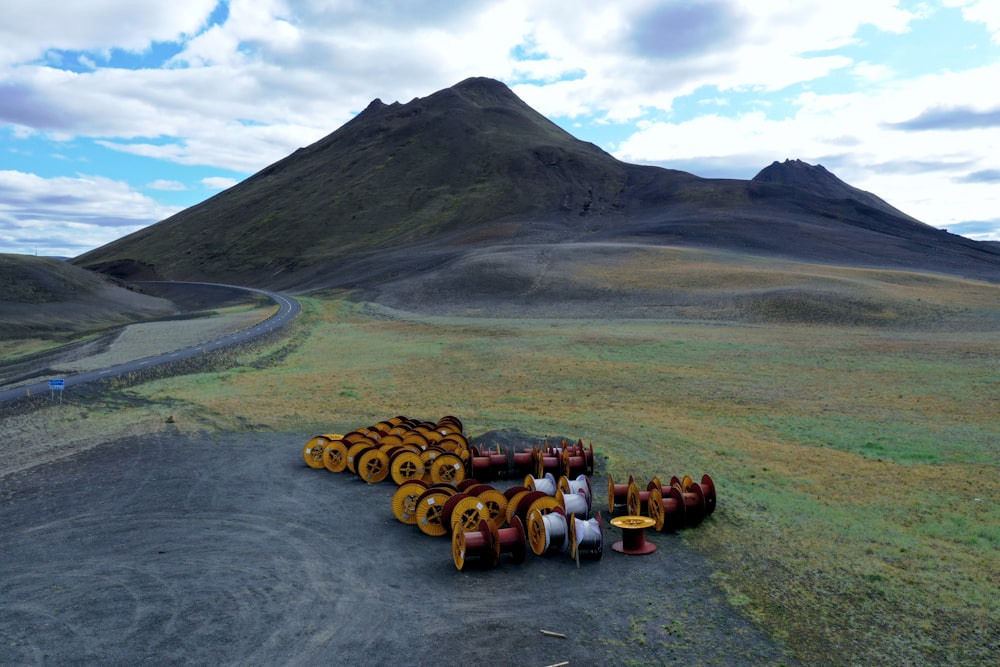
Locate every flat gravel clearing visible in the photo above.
<box><xmin>0</xmin><ymin>430</ymin><xmax>797</xmax><ymax>666</ymax></box>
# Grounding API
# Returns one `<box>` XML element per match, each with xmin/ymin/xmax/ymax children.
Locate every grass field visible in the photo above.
<box><xmin>10</xmin><ymin>274</ymin><xmax>998</xmax><ymax>665</ymax></box>
<box><xmin>100</xmin><ymin>283</ymin><xmax>996</xmax><ymax>666</ymax></box>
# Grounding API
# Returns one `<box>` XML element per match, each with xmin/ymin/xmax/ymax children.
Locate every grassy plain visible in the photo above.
<box><xmin>10</xmin><ymin>273</ymin><xmax>998</xmax><ymax>665</ymax></box>
<box><xmin>108</xmin><ymin>284</ymin><xmax>997</xmax><ymax>666</ymax></box>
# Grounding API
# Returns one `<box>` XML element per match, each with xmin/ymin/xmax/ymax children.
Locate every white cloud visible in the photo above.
<box><xmin>0</xmin><ymin>170</ymin><xmax>179</xmax><ymax>256</ymax></box>
<box><xmin>0</xmin><ymin>0</ymin><xmax>218</xmax><ymax>66</ymax></box>
<box><xmin>147</xmin><ymin>179</ymin><xmax>187</xmax><ymax>191</ymax></box>
<box><xmin>202</xmin><ymin>176</ymin><xmax>239</xmax><ymax>190</ymax></box>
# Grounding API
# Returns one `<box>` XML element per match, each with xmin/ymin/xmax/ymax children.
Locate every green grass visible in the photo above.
<box><xmin>16</xmin><ymin>289</ymin><xmax>999</xmax><ymax>665</ymax></box>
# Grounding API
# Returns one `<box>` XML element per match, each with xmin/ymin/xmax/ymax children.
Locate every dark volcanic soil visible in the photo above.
<box><xmin>0</xmin><ymin>430</ymin><xmax>798</xmax><ymax>667</ymax></box>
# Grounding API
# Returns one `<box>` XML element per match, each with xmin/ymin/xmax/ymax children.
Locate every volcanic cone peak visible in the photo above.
<box><xmin>752</xmin><ymin>158</ymin><xmax>924</xmax><ymax>224</ymax></box>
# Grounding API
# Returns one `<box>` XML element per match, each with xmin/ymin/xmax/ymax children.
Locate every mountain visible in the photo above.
<box><xmin>72</xmin><ymin>77</ymin><xmax>1000</xmax><ymax>301</ymax></box>
<box><xmin>0</xmin><ymin>253</ymin><xmax>177</xmax><ymax>337</ymax></box>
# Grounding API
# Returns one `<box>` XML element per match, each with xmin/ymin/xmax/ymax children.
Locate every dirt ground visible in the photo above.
<box><xmin>0</xmin><ymin>302</ymin><xmax>799</xmax><ymax>666</ymax></box>
<box><xmin>0</xmin><ymin>425</ymin><xmax>799</xmax><ymax>667</ymax></box>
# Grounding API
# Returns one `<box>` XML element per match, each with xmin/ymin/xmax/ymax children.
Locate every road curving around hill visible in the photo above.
<box><xmin>0</xmin><ymin>282</ymin><xmax>299</xmax><ymax>405</ymax></box>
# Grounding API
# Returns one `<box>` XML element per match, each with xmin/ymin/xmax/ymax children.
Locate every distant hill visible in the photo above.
<box><xmin>0</xmin><ymin>254</ymin><xmax>177</xmax><ymax>337</ymax></box>
<box><xmin>71</xmin><ymin>77</ymin><xmax>1000</xmax><ymax>307</ymax></box>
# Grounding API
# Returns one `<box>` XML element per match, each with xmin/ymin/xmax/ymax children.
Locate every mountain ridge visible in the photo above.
<box><xmin>70</xmin><ymin>77</ymin><xmax>1000</xmax><ymax>295</ymax></box>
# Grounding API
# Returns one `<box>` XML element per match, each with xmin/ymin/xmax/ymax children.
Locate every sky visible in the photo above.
<box><xmin>1</xmin><ymin>0</ymin><xmax>999</xmax><ymax>258</ymax></box>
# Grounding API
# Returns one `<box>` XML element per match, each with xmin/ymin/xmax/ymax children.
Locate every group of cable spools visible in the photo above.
<box><xmin>302</xmin><ymin>414</ymin><xmax>717</xmax><ymax>571</ymax></box>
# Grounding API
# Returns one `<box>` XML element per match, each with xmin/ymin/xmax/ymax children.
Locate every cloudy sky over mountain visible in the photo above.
<box><xmin>1</xmin><ymin>0</ymin><xmax>998</xmax><ymax>257</ymax></box>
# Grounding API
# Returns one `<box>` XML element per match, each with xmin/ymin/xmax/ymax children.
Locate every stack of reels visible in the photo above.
<box><xmin>607</xmin><ymin>473</ymin><xmax>716</xmax><ymax>531</ymax></box>
<box><xmin>392</xmin><ymin>472</ymin><xmax>604</xmax><ymax>571</ymax></box>
<box><xmin>302</xmin><ymin>415</ymin><xmax>717</xmax><ymax>570</ymax></box>
<box><xmin>303</xmin><ymin>419</ymin><xmax>595</xmax><ymax>485</ymax></box>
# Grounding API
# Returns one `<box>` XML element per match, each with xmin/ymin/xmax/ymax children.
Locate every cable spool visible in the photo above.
<box><xmin>419</xmin><ymin>449</ymin><xmax>441</xmax><ymax>481</ymax></box>
<box><xmin>610</xmin><ymin>515</ymin><xmax>657</xmax><ymax>555</ymax></box>
<box><xmin>607</xmin><ymin>473</ymin><xmax>632</xmax><ymax>514</ymax></box>
<box><xmin>389</xmin><ymin>450</ymin><xmax>426</xmax><ymax>485</ymax></box>
<box><xmin>674</xmin><ymin>477</ymin><xmax>708</xmax><ymax>527</ymax></box>
<box><xmin>401</xmin><ymin>431</ymin><xmax>430</xmax><ymax>450</ymax></box>
<box><xmin>469</xmin><ymin>447</ymin><xmax>492</xmax><ymax>481</ymax></box>
<box><xmin>682</xmin><ymin>474</ymin><xmax>717</xmax><ymax>517</ymax></box>
<box><xmin>647</xmin><ymin>485</ymin><xmax>686</xmax><ymax>532</ymax></box>
<box><xmin>506</xmin><ymin>490</ymin><xmax>543</xmax><ymax>524</ymax></box>
<box><xmin>430</xmin><ymin>452</ymin><xmax>465</xmax><ymax>485</ymax></box>
<box><xmin>446</xmin><ymin>495</ymin><xmax>491</xmax><ymax>535</ymax></box>
<box><xmin>528</xmin><ymin>506</ymin><xmax>568</xmax><ymax>556</ymax></box>
<box><xmin>487</xmin><ymin>445</ymin><xmax>509</xmax><ymax>479</ymax></box>
<box><xmin>498</xmin><ymin>515</ymin><xmax>527</xmax><ymax>565</ymax></box>
<box><xmin>537</xmin><ymin>447</ymin><xmax>562</xmax><ymax>478</ymax></box>
<box><xmin>556</xmin><ymin>488</ymin><xmax>590</xmax><ymax>519</ymax></box>
<box><xmin>476</xmin><ymin>488</ymin><xmax>509</xmax><ymax>530</ymax></box>
<box><xmin>357</xmin><ymin>447</ymin><xmax>391</xmax><ymax>483</ymax></box>
<box><xmin>558</xmin><ymin>474</ymin><xmax>593</xmax><ymax>512</ymax></box>
<box><xmin>568</xmin><ymin>512</ymin><xmax>604</xmax><ymax>564</ymax></box>
<box><xmin>524</xmin><ymin>472</ymin><xmax>557</xmax><ymax>496</ymax></box>
<box><xmin>508</xmin><ymin>446</ymin><xmax>535</xmax><ymax>475</ymax></box>
<box><xmin>461</xmin><ymin>483</ymin><xmax>493</xmax><ymax>496</ymax></box>
<box><xmin>503</xmin><ymin>485</ymin><xmax>529</xmax><ymax>500</ymax></box>
<box><xmin>564</xmin><ymin>440</ymin><xmax>592</xmax><ymax>477</ymax></box>
<box><xmin>346</xmin><ymin>441</ymin><xmax>374</xmax><ymax>475</ymax></box>
<box><xmin>453</xmin><ymin>519</ymin><xmax>500</xmax><ymax>571</ymax></box>
<box><xmin>437</xmin><ymin>415</ymin><xmax>464</xmax><ymax>434</ymax></box>
<box><xmin>626</xmin><ymin>478</ymin><xmax>651</xmax><ymax>516</ymax></box>
<box><xmin>302</xmin><ymin>436</ymin><xmax>330</xmax><ymax>468</ymax></box>
<box><xmin>392</xmin><ymin>480</ymin><xmax>430</xmax><ymax>525</ymax></box>
<box><xmin>322</xmin><ymin>439</ymin><xmax>350</xmax><ymax>473</ymax></box>
<box><xmin>415</xmin><ymin>487</ymin><xmax>456</xmax><ymax>537</ymax></box>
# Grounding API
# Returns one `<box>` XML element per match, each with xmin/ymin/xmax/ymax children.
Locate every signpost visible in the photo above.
<box><xmin>49</xmin><ymin>378</ymin><xmax>65</xmax><ymax>402</ymax></box>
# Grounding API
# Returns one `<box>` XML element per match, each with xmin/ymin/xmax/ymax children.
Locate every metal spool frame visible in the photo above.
<box><xmin>607</xmin><ymin>473</ymin><xmax>633</xmax><ymax>514</ymax></box>
<box><xmin>322</xmin><ymin>440</ymin><xmax>350</xmax><ymax>473</ymax></box>
<box><xmin>452</xmin><ymin>519</ymin><xmax>500</xmax><ymax>571</ymax></box>
<box><xmin>647</xmin><ymin>485</ymin><xmax>686</xmax><ymax>532</ymax></box>
<box><xmin>568</xmin><ymin>512</ymin><xmax>604</xmax><ymax>564</ymax></box>
<box><xmin>626</xmin><ymin>478</ymin><xmax>651</xmax><ymax>517</ymax></box>
<box><xmin>392</xmin><ymin>480</ymin><xmax>430</xmax><ymax>525</ymax></box>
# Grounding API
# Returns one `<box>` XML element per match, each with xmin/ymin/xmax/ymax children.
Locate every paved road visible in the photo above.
<box><xmin>0</xmin><ymin>282</ymin><xmax>299</xmax><ymax>404</ymax></box>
